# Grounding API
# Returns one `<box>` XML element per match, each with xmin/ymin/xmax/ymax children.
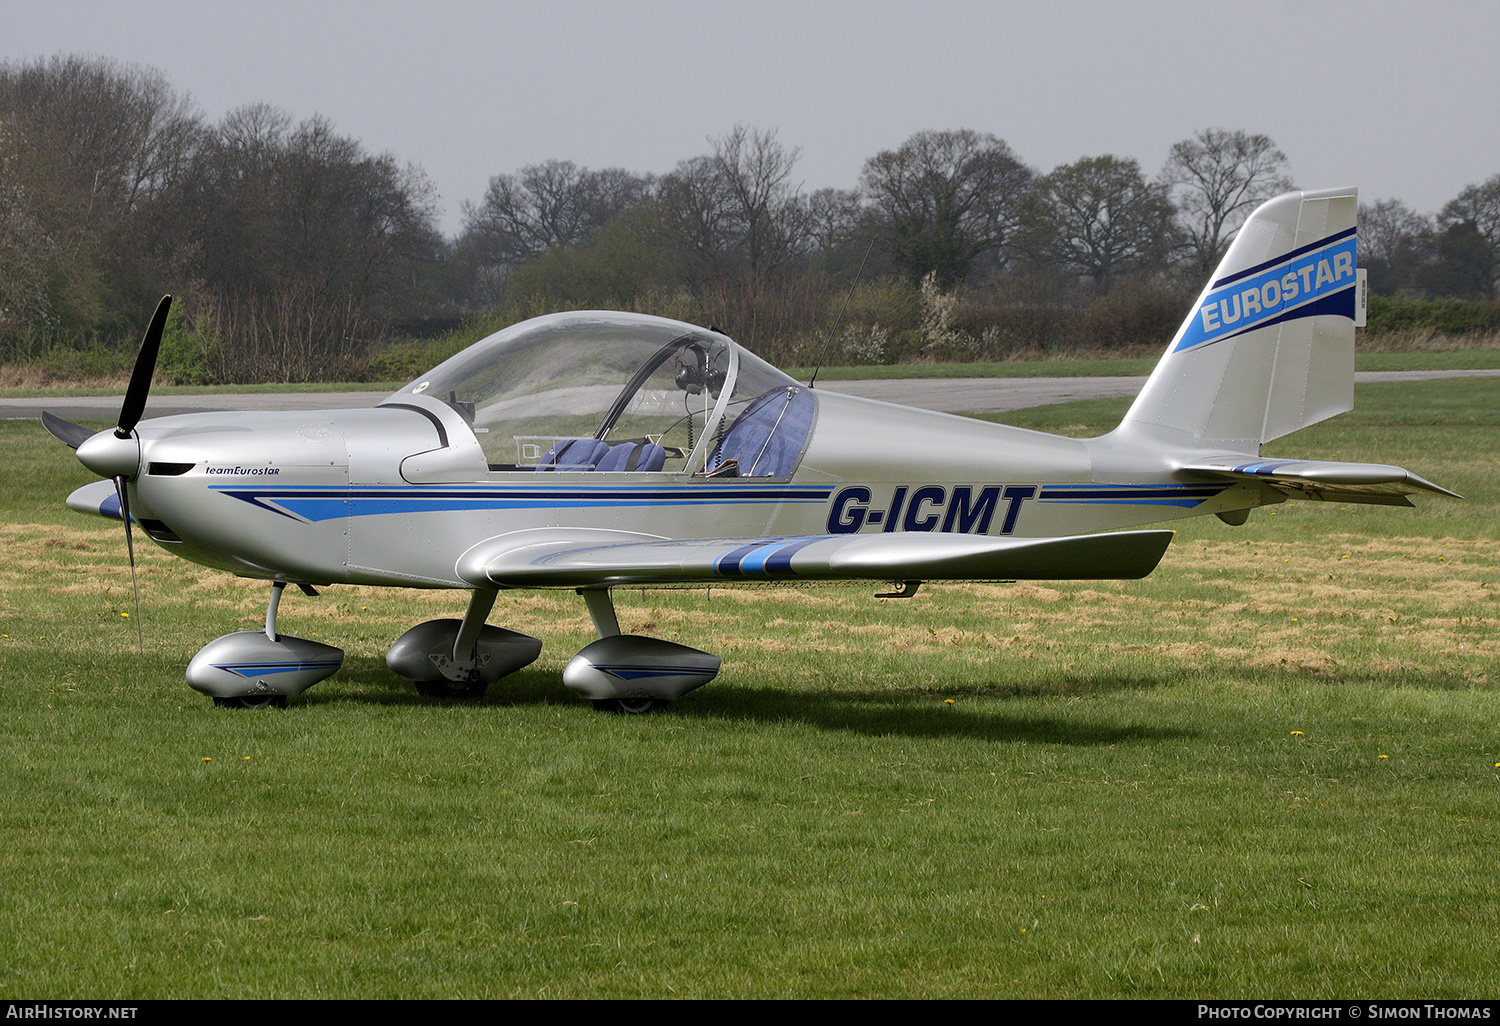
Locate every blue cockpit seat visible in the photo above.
<box><xmin>704</xmin><ymin>387</ymin><xmax>814</xmax><ymax>478</ymax></box>
<box><xmin>539</xmin><ymin>438</ymin><xmax>609</xmax><ymax>471</ymax></box>
<box><xmin>597</xmin><ymin>441</ymin><xmax>667</xmax><ymax>472</ymax></box>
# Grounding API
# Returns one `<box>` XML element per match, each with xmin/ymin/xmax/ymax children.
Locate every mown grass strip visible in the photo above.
<box><xmin>1</xmin><ymin>380</ymin><xmax>1495</xmax><ymax>999</ymax></box>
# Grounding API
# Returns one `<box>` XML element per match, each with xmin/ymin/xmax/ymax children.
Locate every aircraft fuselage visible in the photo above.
<box><xmin>120</xmin><ymin>388</ymin><xmax>1268</xmax><ymax>590</ymax></box>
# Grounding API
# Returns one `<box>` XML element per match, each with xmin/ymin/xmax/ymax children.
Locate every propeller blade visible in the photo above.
<box><xmin>41</xmin><ymin>411</ymin><xmax>96</xmax><ymax>450</ymax></box>
<box><xmin>113</xmin><ymin>475</ymin><xmax>145</xmax><ymax>654</ymax></box>
<box><xmin>117</xmin><ymin>294</ymin><xmax>172</xmax><ymax>439</ymax></box>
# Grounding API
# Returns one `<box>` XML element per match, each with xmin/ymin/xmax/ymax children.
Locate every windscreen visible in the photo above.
<box><xmin>391</xmin><ymin>311</ymin><xmax>798</xmax><ymax>474</ymax></box>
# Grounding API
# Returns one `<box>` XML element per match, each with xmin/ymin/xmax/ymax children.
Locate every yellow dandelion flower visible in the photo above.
<box><xmin>1291</xmin><ymin>731</ymin><xmax>1303</xmax><ymax>736</ymax></box>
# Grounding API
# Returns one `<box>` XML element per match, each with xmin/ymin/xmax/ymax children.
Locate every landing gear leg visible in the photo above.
<box><xmin>580</xmin><ymin>587</ymin><xmax>620</xmax><ymax>638</ymax></box>
<box><xmin>416</xmin><ymin>588</ymin><xmax>497</xmax><ymax>698</ymax></box>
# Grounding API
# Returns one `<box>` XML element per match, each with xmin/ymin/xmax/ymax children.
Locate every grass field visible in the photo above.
<box><xmin>1</xmin><ymin>378</ymin><xmax>1496</xmax><ymax>999</ymax></box>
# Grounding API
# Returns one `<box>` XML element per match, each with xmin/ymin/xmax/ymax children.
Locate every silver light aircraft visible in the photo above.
<box><xmin>45</xmin><ymin>188</ymin><xmax>1456</xmax><ymax>711</ymax></box>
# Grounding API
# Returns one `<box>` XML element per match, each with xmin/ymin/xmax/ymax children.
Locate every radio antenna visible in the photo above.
<box><xmin>808</xmin><ymin>237</ymin><xmax>874</xmax><ymax>390</ymax></box>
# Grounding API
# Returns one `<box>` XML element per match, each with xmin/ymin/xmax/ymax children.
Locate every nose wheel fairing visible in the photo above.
<box><xmin>186</xmin><ymin>631</ymin><xmax>344</xmax><ymax>701</ymax></box>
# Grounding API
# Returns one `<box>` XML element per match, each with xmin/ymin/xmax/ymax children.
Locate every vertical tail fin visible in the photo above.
<box><xmin>1119</xmin><ymin>188</ymin><xmax>1361</xmax><ymax>452</ymax></box>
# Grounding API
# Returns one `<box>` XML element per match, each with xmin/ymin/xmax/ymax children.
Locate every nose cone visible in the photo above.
<box><xmin>76</xmin><ymin>429</ymin><xmax>142</xmax><ymax>479</ymax></box>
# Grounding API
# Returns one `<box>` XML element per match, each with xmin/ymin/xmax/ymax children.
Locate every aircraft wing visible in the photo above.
<box><xmin>457</xmin><ymin>528</ymin><xmax>1175</xmax><ymax>589</ymax></box>
<box><xmin>1179</xmin><ymin>456</ymin><xmax>1461</xmax><ymax>506</ymax></box>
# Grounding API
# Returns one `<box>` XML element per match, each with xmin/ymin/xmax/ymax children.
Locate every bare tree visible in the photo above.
<box><xmin>460</xmin><ymin>160</ymin><xmax>652</xmax><ymax>264</ymax></box>
<box><xmin>1440</xmin><ymin>174</ymin><xmax>1500</xmax><ymax>252</ymax></box>
<box><xmin>859</xmin><ymin>129</ymin><xmax>1033</xmax><ymax>289</ymax></box>
<box><xmin>0</xmin><ymin>55</ymin><xmax>201</xmax><ymax>352</ymax></box>
<box><xmin>1408</xmin><ymin>177</ymin><xmax>1500</xmax><ymax>299</ymax></box>
<box><xmin>0</xmin><ymin>55</ymin><xmax>200</xmax><ymax>215</ymax></box>
<box><xmin>173</xmin><ymin>104</ymin><xmax>441</xmax><ymax>380</ymax></box>
<box><xmin>1160</xmin><ymin>128</ymin><xmax>1294</xmax><ymax>274</ymax></box>
<box><xmin>1418</xmin><ymin>219</ymin><xmax>1495</xmax><ymax>300</ymax></box>
<box><xmin>1359</xmin><ymin>198</ymin><xmax>1433</xmax><ymax>295</ymax></box>
<box><xmin>805</xmin><ymin>187</ymin><xmax>862</xmax><ymax>254</ymax></box>
<box><xmin>655</xmin><ymin>125</ymin><xmax>812</xmax><ymax>282</ymax></box>
<box><xmin>0</xmin><ymin>157</ymin><xmax>52</xmax><ymax>346</ymax></box>
<box><xmin>1027</xmin><ymin>155</ymin><xmax>1177</xmax><ymax>285</ymax></box>
<box><xmin>647</xmin><ymin>126</ymin><xmax>821</xmax><ymax>348</ymax></box>
<box><xmin>1358</xmin><ymin>185</ymin><xmax>1500</xmax><ymax>299</ymax></box>
<box><xmin>709</xmin><ymin>124</ymin><xmax>812</xmax><ymax>277</ymax></box>
<box><xmin>653</xmin><ymin>153</ymin><xmax>733</xmax><ymax>280</ymax></box>
<box><xmin>1360</xmin><ymin>199</ymin><xmax>1430</xmax><ymax>265</ymax></box>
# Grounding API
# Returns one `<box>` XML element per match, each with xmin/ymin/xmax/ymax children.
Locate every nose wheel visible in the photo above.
<box><xmin>213</xmin><ymin>695</ymin><xmax>289</xmax><ymax>709</ymax></box>
<box><xmin>187</xmin><ymin>582</ymin><xmax>343</xmax><ymax>707</ymax></box>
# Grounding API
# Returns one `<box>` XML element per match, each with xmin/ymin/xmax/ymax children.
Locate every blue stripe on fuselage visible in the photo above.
<box><xmin>213</xmin><ymin>484</ymin><xmax>833</xmax><ymax>523</ymax></box>
<box><xmin>1037</xmin><ymin>484</ymin><xmax>1225</xmax><ymax>509</ymax></box>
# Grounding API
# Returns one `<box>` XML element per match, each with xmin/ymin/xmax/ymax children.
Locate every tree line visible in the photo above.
<box><xmin>3</xmin><ymin>55</ymin><xmax>1497</xmax><ymax>382</ymax></box>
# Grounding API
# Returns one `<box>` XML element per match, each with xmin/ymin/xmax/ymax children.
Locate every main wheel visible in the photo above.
<box><xmin>591</xmin><ymin>697</ymin><xmax>665</xmax><ymax>715</ymax></box>
<box><xmin>413</xmin><ymin>677</ymin><xmax>488</xmax><ymax>699</ymax></box>
<box><xmin>212</xmin><ymin>695</ymin><xmax>288</xmax><ymax>709</ymax></box>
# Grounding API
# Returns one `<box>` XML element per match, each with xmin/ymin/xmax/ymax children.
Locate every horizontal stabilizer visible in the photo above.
<box><xmin>457</xmin><ymin>527</ymin><xmax>1175</xmax><ymax>589</ymax></box>
<box><xmin>1180</xmin><ymin>456</ymin><xmax>1461</xmax><ymax>505</ymax></box>
<box><xmin>66</xmin><ymin>479</ymin><xmax>125</xmax><ymax>520</ymax></box>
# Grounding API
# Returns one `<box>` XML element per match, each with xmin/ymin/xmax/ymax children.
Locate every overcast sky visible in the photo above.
<box><xmin>7</xmin><ymin>0</ymin><xmax>1498</xmax><ymax>235</ymax></box>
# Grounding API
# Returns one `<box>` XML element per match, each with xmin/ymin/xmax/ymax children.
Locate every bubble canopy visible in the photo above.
<box><xmin>390</xmin><ymin>311</ymin><xmax>804</xmax><ymax>475</ymax></box>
